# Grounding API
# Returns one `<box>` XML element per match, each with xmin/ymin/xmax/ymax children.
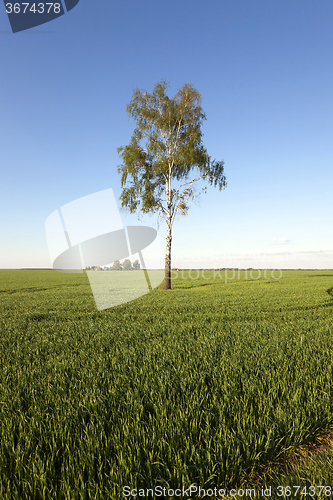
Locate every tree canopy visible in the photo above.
<box><xmin>117</xmin><ymin>80</ymin><xmax>226</xmax><ymax>289</ymax></box>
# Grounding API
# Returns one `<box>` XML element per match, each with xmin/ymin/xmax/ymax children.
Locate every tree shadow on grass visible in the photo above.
<box><xmin>171</xmin><ymin>282</ymin><xmax>217</xmax><ymax>291</ymax></box>
<box><xmin>308</xmin><ymin>274</ymin><xmax>333</xmax><ymax>277</ymax></box>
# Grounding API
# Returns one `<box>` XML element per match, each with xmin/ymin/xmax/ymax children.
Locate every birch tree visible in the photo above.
<box><xmin>117</xmin><ymin>80</ymin><xmax>226</xmax><ymax>290</ymax></box>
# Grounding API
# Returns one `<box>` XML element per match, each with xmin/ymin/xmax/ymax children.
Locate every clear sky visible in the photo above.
<box><xmin>1</xmin><ymin>0</ymin><xmax>332</xmax><ymax>269</ymax></box>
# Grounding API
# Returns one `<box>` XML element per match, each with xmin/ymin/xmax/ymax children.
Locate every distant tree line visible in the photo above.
<box><xmin>85</xmin><ymin>259</ymin><xmax>140</xmax><ymax>271</ymax></box>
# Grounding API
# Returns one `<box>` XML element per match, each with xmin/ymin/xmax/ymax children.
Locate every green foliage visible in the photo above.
<box><xmin>254</xmin><ymin>442</ymin><xmax>333</xmax><ymax>500</ymax></box>
<box><xmin>0</xmin><ymin>270</ymin><xmax>333</xmax><ymax>498</ymax></box>
<box><xmin>117</xmin><ymin>80</ymin><xmax>226</xmax><ymax>220</ymax></box>
<box><xmin>117</xmin><ymin>80</ymin><xmax>227</xmax><ymax>290</ymax></box>
<box><xmin>271</xmin><ymin>444</ymin><xmax>333</xmax><ymax>498</ymax></box>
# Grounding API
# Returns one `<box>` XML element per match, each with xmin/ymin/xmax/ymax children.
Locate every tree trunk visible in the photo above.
<box><xmin>163</xmin><ymin>223</ymin><xmax>172</xmax><ymax>290</ymax></box>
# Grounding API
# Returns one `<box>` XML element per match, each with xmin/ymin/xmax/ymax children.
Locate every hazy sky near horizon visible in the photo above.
<box><xmin>1</xmin><ymin>0</ymin><xmax>332</xmax><ymax>269</ymax></box>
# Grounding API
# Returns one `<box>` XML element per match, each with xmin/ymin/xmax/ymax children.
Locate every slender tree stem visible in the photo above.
<box><xmin>163</xmin><ymin>223</ymin><xmax>172</xmax><ymax>290</ymax></box>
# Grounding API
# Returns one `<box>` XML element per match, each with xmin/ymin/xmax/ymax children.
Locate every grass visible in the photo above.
<box><xmin>267</xmin><ymin>435</ymin><xmax>333</xmax><ymax>495</ymax></box>
<box><xmin>0</xmin><ymin>269</ymin><xmax>333</xmax><ymax>499</ymax></box>
<box><xmin>224</xmin><ymin>431</ymin><xmax>333</xmax><ymax>499</ymax></box>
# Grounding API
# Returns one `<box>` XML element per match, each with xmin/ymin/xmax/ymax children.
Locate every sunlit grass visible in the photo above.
<box><xmin>0</xmin><ymin>269</ymin><xmax>332</xmax><ymax>498</ymax></box>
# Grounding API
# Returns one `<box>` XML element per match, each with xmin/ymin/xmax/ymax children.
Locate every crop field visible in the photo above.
<box><xmin>0</xmin><ymin>269</ymin><xmax>333</xmax><ymax>499</ymax></box>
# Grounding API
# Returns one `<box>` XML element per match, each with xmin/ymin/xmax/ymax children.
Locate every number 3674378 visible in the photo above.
<box><xmin>5</xmin><ymin>3</ymin><xmax>61</xmax><ymax>14</ymax></box>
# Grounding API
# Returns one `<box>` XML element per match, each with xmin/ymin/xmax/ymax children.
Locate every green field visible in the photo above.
<box><xmin>0</xmin><ymin>269</ymin><xmax>333</xmax><ymax>499</ymax></box>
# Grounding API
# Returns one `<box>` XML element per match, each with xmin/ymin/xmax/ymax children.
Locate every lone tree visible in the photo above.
<box><xmin>117</xmin><ymin>80</ymin><xmax>226</xmax><ymax>290</ymax></box>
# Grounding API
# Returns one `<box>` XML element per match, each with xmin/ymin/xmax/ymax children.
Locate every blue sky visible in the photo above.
<box><xmin>1</xmin><ymin>0</ymin><xmax>332</xmax><ymax>269</ymax></box>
